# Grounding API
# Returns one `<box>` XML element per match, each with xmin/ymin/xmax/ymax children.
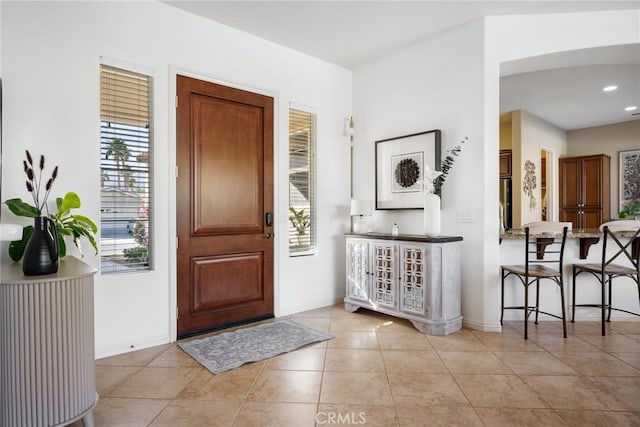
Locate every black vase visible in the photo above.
<box><xmin>22</xmin><ymin>216</ymin><xmax>59</xmax><ymax>276</ymax></box>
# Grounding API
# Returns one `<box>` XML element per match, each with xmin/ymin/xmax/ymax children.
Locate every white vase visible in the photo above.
<box><xmin>424</xmin><ymin>193</ymin><xmax>441</xmax><ymax>235</ymax></box>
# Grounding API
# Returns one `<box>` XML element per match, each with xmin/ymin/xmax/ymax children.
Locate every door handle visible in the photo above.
<box><xmin>265</xmin><ymin>233</ymin><xmax>273</xmax><ymax>239</ymax></box>
<box><xmin>265</xmin><ymin>212</ymin><xmax>273</xmax><ymax>227</ymax></box>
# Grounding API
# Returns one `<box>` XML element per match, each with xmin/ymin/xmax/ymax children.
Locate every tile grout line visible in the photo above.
<box><xmin>314</xmin><ymin>310</ymin><xmax>336</xmax><ymax>426</ymax></box>
<box><xmin>144</xmin><ymin>344</ymin><xmax>184</xmax><ymax>427</ymax></box>
<box><xmin>435</xmin><ymin>339</ymin><xmax>489</xmax><ymax>426</ymax></box>
<box><xmin>494</xmin><ymin>326</ymin><xmax>585</xmax><ymax>413</ymax></box>
<box><xmin>375</xmin><ymin>327</ymin><xmax>402</xmax><ymax>427</ymax></box>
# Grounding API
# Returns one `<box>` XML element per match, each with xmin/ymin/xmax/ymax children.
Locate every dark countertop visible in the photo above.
<box><xmin>345</xmin><ymin>232</ymin><xmax>463</xmax><ymax>243</ymax></box>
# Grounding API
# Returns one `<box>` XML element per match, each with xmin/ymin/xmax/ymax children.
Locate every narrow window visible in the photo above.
<box><xmin>288</xmin><ymin>107</ymin><xmax>317</xmax><ymax>255</ymax></box>
<box><xmin>100</xmin><ymin>64</ymin><xmax>152</xmax><ymax>274</ymax></box>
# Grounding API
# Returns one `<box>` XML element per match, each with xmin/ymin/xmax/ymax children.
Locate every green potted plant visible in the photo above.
<box><xmin>4</xmin><ymin>150</ymin><xmax>98</xmax><ymax>265</ymax></box>
<box><xmin>619</xmin><ymin>202</ymin><xmax>640</xmax><ymax>220</ymax></box>
<box><xmin>289</xmin><ymin>206</ymin><xmax>310</xmax><ymax>246</ymax></box>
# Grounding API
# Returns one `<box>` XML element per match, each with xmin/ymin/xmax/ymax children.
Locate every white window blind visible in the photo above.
<box><xmin>289</xmin><ymin>108</ymin><xmax>317</xmax><ymax>255</ymax></box>
<box><xmin>100</xmin><ymin>64</ymin><xmax>152</xmax><ymax>274</ymax></box>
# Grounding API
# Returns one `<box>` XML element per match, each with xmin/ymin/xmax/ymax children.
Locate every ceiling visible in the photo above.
<box><xmin>500</xmin><ymin>45</ymin><xmax>640</xmax><ymax>130</ymax></box>
<box><xmin>165</xmin><ymin>1</ymin><xmax>640</xmax><ymax>131</ymax></box>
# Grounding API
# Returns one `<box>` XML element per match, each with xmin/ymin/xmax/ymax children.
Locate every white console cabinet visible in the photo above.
<box><xmin>345</xmin><ymin>233</ymin><xmax>463</xmax><ymax>335</ymax></box>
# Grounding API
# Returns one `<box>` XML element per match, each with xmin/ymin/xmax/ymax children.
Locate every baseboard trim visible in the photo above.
<box><xmin>96</xmin><ymin>334</ymin><xmax>171</xmax><ymax>360</ymax></box>
<box><xmin>462</xmin><ymin>318</ymin><xmax>503</xmax><ymax>332</ymax></box>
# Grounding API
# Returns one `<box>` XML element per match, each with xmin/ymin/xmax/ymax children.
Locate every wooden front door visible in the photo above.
<box><xmin>176</xmin><ymin>75</ymin><xmax>274</xmax><ymax>338</ymax></box>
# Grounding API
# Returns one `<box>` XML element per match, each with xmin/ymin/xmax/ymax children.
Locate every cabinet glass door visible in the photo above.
<box><xmin>399</xmin><ymin>245</ymin><xmax>428</xmax><ymax>315</ymax></box>
<box><xmin>346</xmin><ymin>240</ymin><xmax>370</xmax><ymax>302</ymax></box>
<box><xmin>371</xmin><ymin>242</ymin><xmax>397</xmax><ymax>309</ymax></box>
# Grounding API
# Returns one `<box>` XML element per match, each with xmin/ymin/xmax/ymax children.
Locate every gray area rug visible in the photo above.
<box><xmin>178</xmin><ymin>319</ymin><xmax>334</xmax><ymax>374</ymax></box>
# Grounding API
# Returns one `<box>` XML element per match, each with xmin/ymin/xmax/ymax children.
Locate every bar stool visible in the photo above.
<box><xmin>501</xmin><ymin>223</ymin><xmax>569</xmax><ymax>339</ymax></box>
<box><xmin>571</xmin><ymin>220</ymin><xmax>640</xmax><ymax>336</ymax></box>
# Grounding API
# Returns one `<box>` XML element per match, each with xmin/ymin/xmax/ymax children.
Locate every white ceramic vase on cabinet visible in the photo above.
<box><xmin>424</xmin><ymin>193</ymin><xmax>441</xmax><ymax>235</ymax></box>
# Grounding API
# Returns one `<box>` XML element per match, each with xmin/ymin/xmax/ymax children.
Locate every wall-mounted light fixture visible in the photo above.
<box><xmin>344</xmin><ymin>116</ymin><xmax>355</xmax><ymax>143</ymax></box>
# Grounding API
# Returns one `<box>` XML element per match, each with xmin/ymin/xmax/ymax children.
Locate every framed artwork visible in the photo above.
<box><xmin>523</xmin><ymin>160</ymin><xmax>537</xmax><ymax>212</ymax></box>
<box><xmin>619</xmin><ymin>149</ymin><xmax>640</xmax><ymax>211</ymax></box>
<box><xmin>375</xmin><ymin>129</ymin><xmax>441</xmax><ymax>210</ymax></box>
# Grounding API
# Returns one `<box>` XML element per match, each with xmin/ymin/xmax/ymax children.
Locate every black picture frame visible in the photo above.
<box><xmin>375</xmin><ymin>129</ymin><xmax>441</xmax><ymax>210</ymax></box>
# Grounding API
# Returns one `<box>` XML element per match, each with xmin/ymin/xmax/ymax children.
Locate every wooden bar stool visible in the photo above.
<box><xmin>501</xmin><ymin>223</ymin><xmax>569</xmax><ymax>339</ymax></box>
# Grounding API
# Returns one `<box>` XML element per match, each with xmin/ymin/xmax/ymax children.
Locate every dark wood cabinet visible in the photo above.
<box><xmin>499</xmin><ymin>150</ymin><xmax>512</xmax><ymax>178</ymax></box>
<box><xmin>559</xmin><ymin>154</ymin><xmax>610</xmax><ymax>230</ymax></box>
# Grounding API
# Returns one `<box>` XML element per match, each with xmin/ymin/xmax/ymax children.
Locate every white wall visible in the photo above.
<box><xmin>509</xmin><ymin>108</ymin><xmax>568</xmax><ymax>229</ymax></box>
<box><xmin>0</xmin><ymin>2</ymin><xmax>2</xmax><ymax>75</ymax></box>
<box><xmin>354</xmin><ymin>9</ymin><xmax>639</xmax><ymax>332</ymax></box>
<box><xmin>517</xmin><ymin>109</ymin><xmax>567</xmax><ymax>226</ymax></box>
<box><xmin>353</xmin><ymin>20</ymin><xmax>488</xmax><ymax>329</ymax></box>
<box><xmin>1</xmin><ymin>1</ymin><xmax>351</xmax><ymax>357</ymax></box>
<box><xmin>0</xmin><ymin>1</ymin><xmax>2</xmax><ymax>199</ymax></box>
<box><xmin>0</xmin><ymin>1</ymin><xmax>3</xmax><ymax>201</ymax></box>
<box><xmin>568</xmin><ymin>120</ymin><xmax>640</xmax><ymax>219</ymax></box>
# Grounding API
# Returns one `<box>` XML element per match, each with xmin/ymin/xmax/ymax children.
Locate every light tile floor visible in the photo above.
<box><xmin>79</xmin><ymin>305</ymin><xmax>640</xmax><ymax>426</ymax></box>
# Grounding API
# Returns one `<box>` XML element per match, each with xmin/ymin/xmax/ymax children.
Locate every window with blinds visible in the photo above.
<box><xmin>100</xmin><ymin>64</ymin><xmax>152</xmax><ymax>274</ymax></box>
<box><xmin>289</xmin><ymin>108</ymin><xmax>317</xmax><ymax>255</ymax></box>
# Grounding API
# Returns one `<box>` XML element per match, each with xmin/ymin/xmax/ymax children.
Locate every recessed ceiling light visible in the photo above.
<box><xmin>625</xmin><ymin>105</ymin><xmax>638</xmax><ymax>112</ymax></box>
<box><xmin>602</xmin><ymin>85</ymin><xmax>618</xmax><ymax>92</ymax></box>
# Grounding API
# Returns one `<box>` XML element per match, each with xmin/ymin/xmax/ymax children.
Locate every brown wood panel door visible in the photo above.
<box><xmin>560</xmin><ymin>209</ymin><xmax>580</xmax><ymax>229</ymax></box>
<box><xmin>582</xmin><ymin>157</ymin><xmax>603</xmax><ymax>209</ymax></box>
<box><xmin>176</xmin><ymin>75</ymin><xmax>274</xmax><ymax>338</ymax></box>
<box><xmin>583</xmin><ymin>210</ymin><xmax>602</xmax><ymax>229</ymax></box>
<box><xmin>499</xmin><ymin>150</ymin><xmax>512</xmax><ymax>178</ymax></box>
<box><xmin>559</xmin><ymin>158</ymin><xmax>581</xmax><ymax>210</ymax></box>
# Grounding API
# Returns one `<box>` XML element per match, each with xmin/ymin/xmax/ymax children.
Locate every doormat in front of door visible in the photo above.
<box><xmin>178</xmin><ymin>319</ymin><xmax>333</xmax><ymax>374</ymax></box>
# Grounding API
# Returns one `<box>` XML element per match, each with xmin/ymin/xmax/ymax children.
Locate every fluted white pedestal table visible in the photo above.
<box><xmin>0</xmin><ymin>256</ymin><xmax>97</xmax><ymax>427</ymax></box>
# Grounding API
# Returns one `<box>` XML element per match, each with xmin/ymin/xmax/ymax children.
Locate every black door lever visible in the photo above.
<box><xmin>265</xmin><ymin>212</ymin><xmax>273</xmax><ymax>227</ymax></box>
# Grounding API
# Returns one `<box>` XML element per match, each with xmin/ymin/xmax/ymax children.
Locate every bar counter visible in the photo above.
<box><xmin>499</xmin><ymin>228</ymin><xmax>639</xmax><ymax>323</ymax></box>
<box><xmin>500</xmin><ymin>228</ymin><xmax>638</xmax><ymax>259</ymax></box>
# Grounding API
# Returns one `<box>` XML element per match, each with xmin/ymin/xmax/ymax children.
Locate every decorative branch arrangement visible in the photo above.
<box><xmin>5</xmin><ymin>150</ymin><xmax>98</xmax><ymax>261</ymax></box>
<box><xmin>22</xmin><ymin>150</ymin><xmax>58</xmax><ymax>216</ymax></box>
<box><xmin>422</xmin><ymin>166</ymin><xmax>442</xmax><ymax>195</ymax></box>
<box><xmin>434</xmin><ymin>136</ymin><xmax>469</xmax><ymax>194</ymax></box>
